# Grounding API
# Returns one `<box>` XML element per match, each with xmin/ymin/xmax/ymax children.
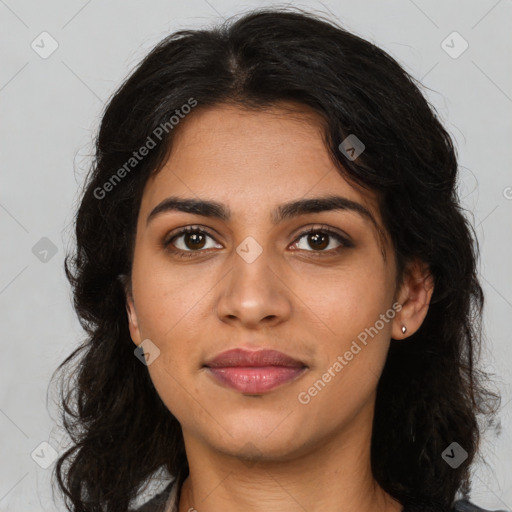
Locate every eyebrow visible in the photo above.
<box><xmin>146</xmin><ymin>195</ymin><xmax>387</xmax><ymax>258</ymax></box>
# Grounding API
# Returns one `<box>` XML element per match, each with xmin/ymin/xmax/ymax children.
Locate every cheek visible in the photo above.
<box><xmin>296</xmin><ymin>258</ymin><xmax>393</xmax><ymax>334</ymax></box>
<box><xmin>130</xmin><ymin>257</ymin><xmax>214</xmax><ymax>375</ymax></box>
<box><xmin>131</xmin><ymin>255</ymin><xmax>215</xmax><ymax>341</ymax></box>
<box><xmin>145</xmin><ymin>358</ymin><xmax>198</xmax><ymax>425</ymax></box>
<box><xmin>296</xmin><ymin>264</ymin><xmax>395</xmax><ymax>398</ymax></box>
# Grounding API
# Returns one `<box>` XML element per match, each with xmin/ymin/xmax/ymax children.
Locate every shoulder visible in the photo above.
<box><xmin>402</xmin><ymin>498</ymin><xmax>509</xmax><ymax>512</ymax></box>
<box><xmin>129</xmin><ymin>481</ymin><xmax>176</xmax><ymax>512</ymax></box>
<box><xmin>453</xmin><ymin>499</ymin><xmax>510</xmax><ymax>512</ymax></box>
<box><xmin>128</xmin><ymin>486</ymin><xmax>510</xmax><ymax>512</ymax></box>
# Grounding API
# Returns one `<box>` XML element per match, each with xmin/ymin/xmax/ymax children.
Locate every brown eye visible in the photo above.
<box><xmin>181</xmin><ymin>231</ymin><xmax>207</xmax><ymax>250</ymax></box>
<box><xmin>163</xmin><ymin>227</ymin><xmax>222</xmax><ymax>257</ymax></box>
<box><xmin>291</xmin><ymin>227</ymin><xmax>353</xmax><ymax>253</ymax></box>
<box><xmin>163</xmin><ymin>224</ymin><xmax>353</xmax><ymax>259</ymax></box>
<box><xmin>305</xmin><ymin>232</ymin><xmax>329</xmax><ymax>250</ymax></box>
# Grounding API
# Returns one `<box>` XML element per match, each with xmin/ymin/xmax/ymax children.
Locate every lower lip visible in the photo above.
<box><xmin>206</xmin><ymin>366</ymin><xmax>307</xmax><ymax>393</ymax></box>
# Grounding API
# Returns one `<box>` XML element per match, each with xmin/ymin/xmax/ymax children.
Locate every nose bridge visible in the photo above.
<box><xmin>231</xmin><ymin>234</ymin><xmax>277</xmax><ymax>303</ymax></box>
<box><xmin>216</xmin><ymin>232</ymin><xmax>291</xmax><ymax>326</ymax></box>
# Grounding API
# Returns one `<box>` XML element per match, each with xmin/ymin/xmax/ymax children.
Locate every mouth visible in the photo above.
<box><xmin>203</xmin><ymin>348</ymin><xmax>308</xmax><ymax>394</ymax></box>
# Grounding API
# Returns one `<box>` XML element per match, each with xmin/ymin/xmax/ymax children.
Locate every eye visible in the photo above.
<box><xmin>163</xmin><ymin>226</ymin><xmax>221</xmax><ymax>258</ymax></box>
<box><xmin>162</xmin><ymin>224</ymin><xmax>353</xmax><ymax>259</ymax></box>
<box><xmin>291</xmin><ymin>226</ymin><xmax>353</xmax><ymax>254</ymax></box>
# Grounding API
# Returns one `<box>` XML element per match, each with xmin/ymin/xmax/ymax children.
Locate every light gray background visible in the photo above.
<box><xmin>1</xmin><ymin>0</ymin><xmax>511</xmax><ymax>510</ymax></box>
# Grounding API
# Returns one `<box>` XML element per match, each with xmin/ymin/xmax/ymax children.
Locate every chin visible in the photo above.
<box><xmin>204</xmin><ymin>412</ymin><xmax>314</xmax><ymax>462</ymax></box>
<box><xmin>217</xmin><ymin>434</ymin><xmax>306</xmax><ymax>463</ymax></box>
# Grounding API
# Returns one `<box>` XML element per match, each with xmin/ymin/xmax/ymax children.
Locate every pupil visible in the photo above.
<box><xmin>188</xmin><ymin>233</ymin><xmax>205</xmax><ymax>249</ymax></box>
<box><xmin>310</xmin><ymin>233</ymin><xmax>328</xmax><ymax>250</ymax></box>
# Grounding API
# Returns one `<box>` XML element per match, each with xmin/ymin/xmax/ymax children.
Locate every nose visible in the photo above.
<box><xmin>215</xmin><ymin>247</ymin><xmax>293</xmax><ymax>329</ymax></box>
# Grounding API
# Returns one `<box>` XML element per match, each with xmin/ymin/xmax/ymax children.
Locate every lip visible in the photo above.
<box><xmin>205</xmin><ymin>348</ymin><xmax>305</xmax><ymax>368</ymax></box>
<box><xmin>204</xmin><ymin>348</ymin><xmax>308</xmax><ymax>393</ymax></box>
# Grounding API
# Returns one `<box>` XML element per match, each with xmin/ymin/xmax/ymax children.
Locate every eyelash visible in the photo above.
<box><xmin>162</xmin><ymin>225</ymin><xmax>353</xmax><ymax>259</ymax></box>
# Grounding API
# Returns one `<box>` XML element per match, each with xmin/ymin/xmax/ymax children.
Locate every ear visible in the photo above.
<box><xmin>391</xmin><ymin>260</ymin><xmax>434</xmax><ymax>340</ymax></box>
<box><xmin>119</xmin><ymin>274</ymin><xmax>142</xmax><ymax>345</ymax></box>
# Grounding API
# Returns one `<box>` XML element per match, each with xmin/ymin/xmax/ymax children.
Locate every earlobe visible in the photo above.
<box><xmin>392</xmin><ymin>260</ymin><xmax>434</xmax><ymax>340</ymax></box>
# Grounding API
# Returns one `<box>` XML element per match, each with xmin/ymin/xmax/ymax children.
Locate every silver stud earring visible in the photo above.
<box><xmin>401</xmin><ymin>325</ymin><xmax>407</xmax><ymax>334</ymax></box>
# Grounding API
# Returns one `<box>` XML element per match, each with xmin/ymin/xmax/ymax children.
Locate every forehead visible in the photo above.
<box><xmin>142</xmin><ymin>102</ymin><xmax>381</xmax><ymax>223</ymax></box>
<box><xmin>136</xmin><ymin>103</ymin><xmax>386</xmax><ymax>255</ymax></box>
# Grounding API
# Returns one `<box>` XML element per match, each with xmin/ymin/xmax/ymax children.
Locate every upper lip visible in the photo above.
<box><xmin>204</xmin><ymin>348</ymin><xmax>306</xmax><ymax>368</ymax></box>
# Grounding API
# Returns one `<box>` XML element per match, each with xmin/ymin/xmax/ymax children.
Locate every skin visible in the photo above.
<box><xmin>125</xmin><ymin>102</ymin><xmax>434</xmax><ymax>512</ymax></box>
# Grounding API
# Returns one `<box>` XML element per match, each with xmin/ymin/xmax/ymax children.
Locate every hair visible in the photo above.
<box><xmin>51</xmin><ymin>6</ymin><xmax>501</xmax><ymax>512</ymax></box>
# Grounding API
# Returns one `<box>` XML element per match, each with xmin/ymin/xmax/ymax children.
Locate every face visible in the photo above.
<box><xmin>125</xmin><ymin>102</ymin><xmax>420</xmax><ymax>462</ymax></box>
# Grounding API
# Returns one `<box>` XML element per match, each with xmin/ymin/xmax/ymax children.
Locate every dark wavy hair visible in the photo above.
<box><xmin>51</xmin><ymin>6</ymin><xmax>500</xmax><ymax>512</ymax></box>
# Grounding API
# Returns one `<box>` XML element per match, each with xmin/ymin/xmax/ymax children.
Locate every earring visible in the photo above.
<box><xmin>401</xmin><ymin>325</ymin><xmax>407</xmax><ymax>334</ymax></box>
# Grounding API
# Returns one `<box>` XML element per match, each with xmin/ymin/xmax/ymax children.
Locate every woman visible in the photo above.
<box><xmin>52</xmin><ymin>7</ymin><xmax>505</xmax><ymax>512</ymax></box>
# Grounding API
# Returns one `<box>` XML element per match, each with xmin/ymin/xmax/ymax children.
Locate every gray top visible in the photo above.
<box><xmin>131</xmin><ymin>480</ymin><xmax>509</xmax><ymax>512</ymax></box>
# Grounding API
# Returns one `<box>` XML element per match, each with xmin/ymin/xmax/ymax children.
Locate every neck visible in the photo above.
<box><xmin>177</xmin><ymin>402</ymin><xmax>403</xmax><ymax>512</ymax></box>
